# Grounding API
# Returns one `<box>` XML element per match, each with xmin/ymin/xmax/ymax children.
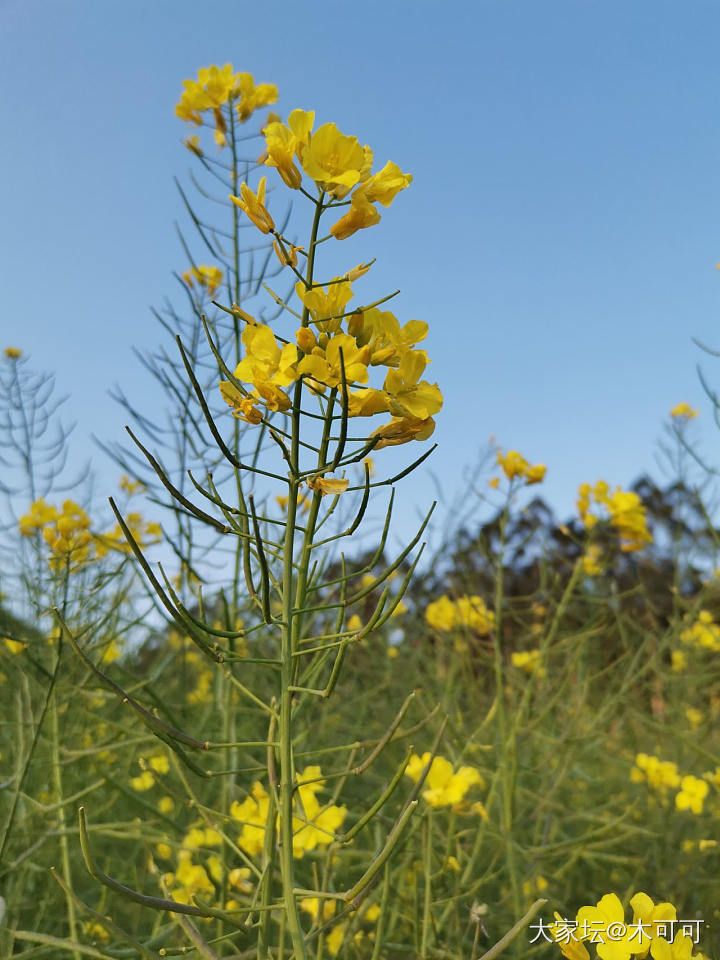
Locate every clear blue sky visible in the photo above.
<box><xmin>3</xmin><ymin>0</ymin><xmax>720</xmax><ymax>542</ymax></box>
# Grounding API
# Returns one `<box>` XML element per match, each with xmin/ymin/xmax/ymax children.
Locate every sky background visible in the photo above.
<box><xmin>3</xmin><ymin>0</ymin><xmax>720</xmax><ymax>545</ymax></box>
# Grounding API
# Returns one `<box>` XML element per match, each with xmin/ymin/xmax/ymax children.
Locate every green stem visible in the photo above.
<box><xmin>276</xmin><ymin>189</ymin><xmax>325</xmax><ymax>960</ymax></box>
<box><xmin>50</xmin><ymin>693</ymin><xmax>80</xmax><ymax>959</ymax></box>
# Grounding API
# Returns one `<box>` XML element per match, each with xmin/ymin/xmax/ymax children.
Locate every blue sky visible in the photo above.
<box><xmin>3</xmin><ymin>0</ymin><xmax>720</xmax><ymax>543</ymax></box>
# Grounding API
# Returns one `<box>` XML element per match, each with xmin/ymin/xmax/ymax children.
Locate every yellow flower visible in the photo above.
<box><xmin>496</xmin><ymin>449</ymin><xmax>546</xmax><ymax>486</ymax></box>
<box><xmin>3</xmin><ymin>638</ymin><xmax>25</xmax><ymax>655</ymax></box>
<box><xmin>326</xmin><ymin>925</ymin><xmax>345</xmax><ymax>956</ymax></box>
<box><xmin>300</xmin><ymin>898</ymin><xmax>336</xmax><ymax>923</ymax></box>
<box><xmin>383</xmin><ymin>352</ymin><xmax>443</xmax><ymax>420</ymax></box>
<box><xmin>680</xmin><ymin>610</ymin><xmax>720</xmax><ymax>651</ymax></box>
<box><xmin>685</xmin><ymin>707</ymin><xmax>703</xmax><ymax>730</ymax></box>
<box><xmin>228</xmin><ymin>867</ymin><xmax>253</xmax><ymax>892</ymax></box>
<box><xmin>576</xmin><ymin>893</ymin><xmax>647</xmax><ymax>960</ymax></box>
<box><xmin>130</xmin><ymin>770</ymin><xmax>155</xmax><ymax>792</ymax></box>
<box><xmin>231</xmin><ymin>767</ymin><xmax>346</xmax><ymax>859</ymax></box>
<box><xmin>361</xmin><ymin>160</ymin><xmax>413</xmax><ymax>206</ymax></box>
<box><xmin>175</xmin><ymin>64</ymin><xmax>240</xmax><ymax>148</ymax></box>
<box><xmin>276</xmin><ymin>492</ymin><xmax>310</xmax><ymax>513</ymax></box>
<box><xmin>183</xmin><ymin>826</ymin><xmax>222</xmax><ymax>849</ymax></box>
<box><xmin>230</xmin><ymin>177</ymin><xmax>275</xmax><ymax>234</ymax></box>
<box><xmin>119</xmin><ymin>474</ymin><xmax>145</xmax><ymax>495</ymax></box>
<box><xmin>19</xmin><ymin>498</ymin><xmax>59</xmax><ymax>536</ymax></box>
<box><xmin>233</xmin><ymin>73</ymin><xmax>278</xmax><ymax>122</ymax></box>
<box><xmin>651</xmin><ymin>932</ymin><xmax>703</xmax><ymax>960</ymax></box>
<box><xmin>231</xmin><ymin>323</ymin><xmax>299</xmax><ymax>414</ymax></box>
<box><xmin>629</xmin><ymin>891</ymin><xmax>677</xmax><ymax>944</ymax></box>
<box><xmin>159</xmin><ymin>796</ymin><xmax>175</xmax><ymax>815</ymax></box>
<box><xmin>549</xmin><ymin>911</ymin><xmax>590</xmax><ymax>960</ymax></box>
<box><xmin>511</xmin><ymin>650</ymin><xmax>546</xmax><ymax>677</ymax></box>
<box><xmin>425</xmin><ymin>596</ymin><xmax>458</xmax><ymax>631</ymax></box>
<box><xmin>295</xmin><ymin>279</ymin><xmax>354</xmax><ymax>333</ymax></box>
<box><xmin>675</xmin><ymin>775</ymin><xmax>708</xmax><ymax>814</ymax></box>
<box><xmin>425</xmin><ymin>595</ymin><xmax>494</xmax><ymax>634</ymax></box>
<box><xmin>219</xmin><ymin>381</ymin><xmax>263</xmax><ymax>424</ymax></box>
<box><xmin>300</xmin><ymin>122</ymin><xmax>372</xmax><ymax>199</ymax></box>
<box><xmin>578</xmin><ymin>482</ymin><xmax>652</xmax><ymax>553</ymax></box>
<box><xmin>273</xmin><ymin>240</ymin><xmax>302</xmax><ymax>267</ymax></box>
<box><xmin>349</xmin><ymin>308</ymin><xmax>428</xmax><ymax>368</ymax></box>
<box><xmin>405</xmin><ymin>753</ymin><xmax>484</xmax><ymax>808</ymax></box>
<box><xmin>306</xmin><ymin>475</ymin><xmax>349</xmax><ymax>496</ymax></box>
<box><xmin>182</xmin><ymin>265</ymin><xmax>223</xmax><ymax>297</ymax></box>
<box><xmin>82</xmin><ymin>921</ymin><xmax>110</xmax><ymax>943</ymax></box>
<box><xmin>630</xmin><ymin>753</ymin><xmax>680</xmax><ymax>792</ymax></box>
<box><xmin>263</xmin><ymin>109</ymin><xmax>315</xmax><ymax>189</ymax></box>
<box><xmin>4</xmin><ymin>346</ymin><xmax>21</xmax><ymax>358</ymax></box>
<box><xmin>148</xmin><ymin>754</ymin><xmax>169</xmax><ymax>774</ymax></box>
<box><xmin>298</xmin><ymin>332</ymin><xmax>371</xmax><ymax>389</ymax></box>
<box><xmin>454</xmin><ymin>596</ymin><xmax>495</xmax><ymax>634</ymax></box>
<box><xmin>670</xmin><ymin>402</ymin><xmax>698</xmax><ymax>420</ymax></box>
<box><xmin>370</xmin><ymin>415</ymin><xmax>436</xmax><ymax>448</ymax></box>
<box><xmin>331</xmin><ymin>189</ymin><xmax>382</xmax><ymax>240</ymax></box>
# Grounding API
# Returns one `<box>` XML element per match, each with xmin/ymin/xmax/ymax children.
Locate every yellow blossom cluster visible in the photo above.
<box><xmin>175</xmin><ymin>64</ymin><xmax>278</xmax><ymax>146</ymax></box>
<box><xmin>299</xmin><ymin>899</ymin><xmax>380</xmax><ymax>957</ymax></box>
<box><xmin>630</xmin><ymin>753</ymin><xmax>715</xmax><ymax>816</ymax></box>
<box><xmin>630</xmin><ymin>753</ymin><xmax>680</xmax><ymax>793</ymax></box>
<box><xmin>680</xmin><ymin>610</ymin><xmax>720</xmax><ymax>651</ymax></box>
<box><xmin>405</xmin><ymin>753</ymin><xmax>484</xmax><ymax>810</ymax></box>
<box><xmin>425</xmin><ymin>595</ymin><xmax>495</xmax><ymax>634</ymax></box>
<box><xmin>240</xmin><ymin>109</ymin><xmax>412</xmax><ymax>240</ymax></box>
<box><xmin>220</xmin><ymin>301</ymin><xmax>442</xmax><ymax>451</ymax></box>
<box><xmin>670</xmin><ymin>402</ymin><xmax>698</xmax><ymax>419</ymax></box>
<box><xmin>494</xmin><ymin>449</ymin><xmax>547</xmax><ymax>486</ymax></box>
<box><xmin>119</xmin><ymin>474</ymin><xmax>145</xmax><ymax>495</ymax></box>
<box><xmin>577</xmin><ymin>481</ymin><xmax>652</xmax><ymax>553</ymax></box>
<box><xmin>130</xmin><ymin>754</ymin><xmax>170</xmax><ymax>792</ymax></box>
<box><xmin>4</xmin><ymin>346</ymin><xmax>22</xmax><ymax>358</ymax></box>
<box><xmin>19</xmin><ymin>499</ymin><xmax>93</xmax><ymax>570</ymax></box>
<box><xmin>230</xmin><ymin>766</ymin><xmax>346</xmax><ymax>859</ymax></box>
<box><xmin>19</xmin><ymin>498</ymin><xmax>161</xmax><ymax>569</ymax></box>
<box><xmin>551</xmin><ymin>891</ymin><xmax>708</xmax><ymax>960</ymax></box>
<box><xmin>182</xmin><ymin>264</ymin><xmax>223</xmax><ymax>298</ymax></box>
<box><xmin>675</xmin><ymin>775</ymin><xmax>709</xmax><ymax>814</ymax></box>
<box><xmin>511</xmin><ymin>649</ymin><xmax>546</xmax><ymax>677</ymax></box>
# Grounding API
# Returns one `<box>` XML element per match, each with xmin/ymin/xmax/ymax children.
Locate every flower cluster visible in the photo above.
<box><xmin>494</xmin><ymin>449</ymin><xmax>547</xmax><ymax>486</ymax></box>
<box><xmin>425</xmin><ymin>595</ymin><xmax>495</xmax><ymax>634</ymax></box>
<box><xmin>679</xmin><ymin>610</ymin><xmax>720</xmax><ymax>652</ymax></box>
<box><xmin>549</xmin><ymin>892</ymin><xmax>708</xmax><ymax>960</ymax></box>
<box><xmin>220</xmin><ymin>301</ymin><xmax>442</xmax><ymax>451</ymax></box>
<box><xmin>230</xmin><ymin>766</ymin><xmax>346</xmax><ymax>859</ymax></box>
<box><xmin>130</xmin><ymin>753</ymin><xmax>170</xmax><ymax>792</ymax></box>
<box><xmin>577</xmin><ymin>482</ymin><xmax>652</xmax><ymax>553</ymax></box>
<box><xmin>175</xmin><ymin>64</ymin><xmax>277</xmax><ymax>146</ymax></box>
<box><xmin>182</xmin><ymin>264</ymin><xmax>223</xmax><ymax>298</ymax></box>
<box><xmin>18</xmin><ymin>498</ymin><xmax>161</xmax><ymax>570</ymax></box>
<box><xmin>630</xmin><ymin>754</ymin><xmax>680</xmax><ymax>793</ymax></box>
<box><xmin>511</xmin><ymin>649</ymin><xmax>546</xmax><ymax>677</ymax></box>
<box><xmin>630</xmin><ymin>753</ymin><xmax>716</xmax><ymax>815</ymax></box>
<box><xmin>405</xmin><ymin>752</ymin><xmax>485</xmax><ymax>810</ymax></box>
<box><xmin>19</xmin><ymin>499</ymin><xmax>93</xmax><ymax>571</ymax></box>
<box><xmin>243</xmin><ymin>109</ymin><xmax>412</xmax><ymax>240</ymax></box>
<box><xmin>670</xmin><ymin>402</ymin><xmax>698</xmax><ymax>420</ymax></box>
